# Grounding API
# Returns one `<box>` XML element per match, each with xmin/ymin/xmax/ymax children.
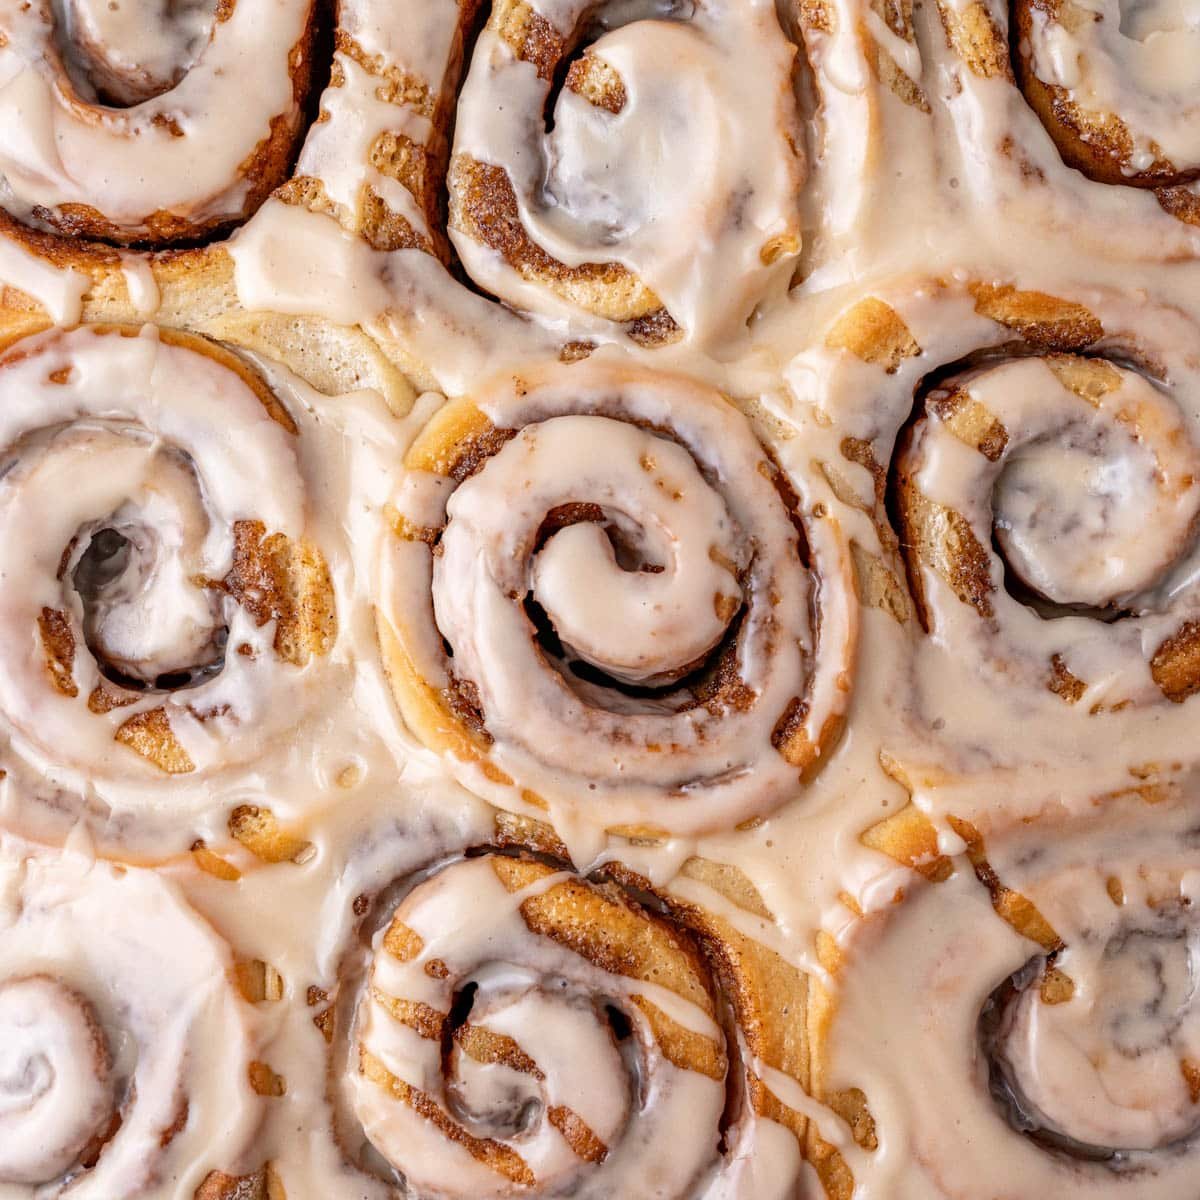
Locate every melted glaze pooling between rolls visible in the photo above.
<box><xmin>0</xmin><ymin>0</ymin><xmax>1196</xmax><ymax>1196</ymax></box>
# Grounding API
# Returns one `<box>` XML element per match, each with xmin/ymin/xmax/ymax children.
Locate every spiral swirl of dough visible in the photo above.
<box><xmin>927</xmin><ymin>0</ymin><xmax>1200</xmax><ymax>245</ymax></box>
<box><xmin>0</xmin><ymin>840</ymin><xmax>266</xmax><ymax>1196</ymax></box>
<box><xmin>345</xmin><ymin>853</ymin><xmax>733</xmax><ymax>1198</ymax></box>
<box><xmin>378</xmin><ymin>361</ymin><xmax>856</xmax><ymax>837</ymax></box>
<box><xmin>822</xmin><ymin>796</ymin><xmax>1200</xmax><ymax>1198</ymax></box>
<box><xmin>447</xmin><ymin>0</ymin><xmax>804</xmax><ymax>345</ymax></box>
<box><xmin>0</xmin><ymin>324</ymin><xmax>334</xmax><ymax>830</ymax></box>
<box><xmin>895</xmin><ymin>353</ymin><xmax>1200</xmax><ymax>709</ymax></box>
<box><xmin>0</xmin><ymin>0</ymin><xmax>316</xmax><ymax>243</ymax></box>
<box><xmin>0</xmin><ymin>975</ymin><xmax>113</xmax><ymax>1186</ymax></box>
<box><xmin>789</xmin><ymin>279</ymin><xmax>1200</xmax><ymax>807</ymax></box>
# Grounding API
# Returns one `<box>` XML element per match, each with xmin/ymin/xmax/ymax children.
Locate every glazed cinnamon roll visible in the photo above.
<box><xmin>0</xmin><ymin>323</ymin><xmax>335</xmax><ymax>848</ymax></box>
<box><xmin>315</xmin><ymin>836</ymin><xmax>820</xmax><ymax>1199</ymax></box>
<box><xmin>1011</xmin><ymin>0</ymin><xmax>1200</xmax><ymax>192</ymax></box>
<box><xmin>895</xmin><ymin>351</ymin><xmax>1200</xmax><ymax>708</ymax></box>
<box><xmin>824</xmin><ymin>795</ymin><xmax>1200</xmax><ymax>1198</ymax></box>
<box><xmin>790</xmin><ymin>278</ymin><xmax>1200</xmax><ymax>804</ymax></box>
<box><xmin>0</xmin><ymin>0</ymin><xmax>491</xmax><ymax>365</ymax></box>
<box><xmin>0</xmin><ymin>0</ymin><xmax>317</xmax><ymax>244</ymax></box>
<box><xmin>0</xmin><ymin>838</ymin><xmax>272</xmax><ymax>1197</ymax></box>
<box><xmin>933</xmin><ymin>0</ymin><xmax>1200</xmax><ymax>246</ymax></box>
<box><xmin>377</xmin><ymin>361</ymin><xmax>856</xmax><ymax>837</ymax></box>
<box><xmin>446</xmin><ymin>0</ymin><xmax>805</xmax><ymax>345</ymax></box>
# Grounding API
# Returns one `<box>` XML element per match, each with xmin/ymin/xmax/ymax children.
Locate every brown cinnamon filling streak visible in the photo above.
<box><xmin>320</xmin><ymin>839</ymin><xmax>826</xmax><ymax>1195</ymax></box>
<box><xmin>887</xmin><ymin>342</ymin><xmax>1200</xmax><ymax>706</ymax></box>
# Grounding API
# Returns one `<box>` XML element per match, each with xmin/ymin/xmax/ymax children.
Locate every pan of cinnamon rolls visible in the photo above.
<box><xmin>0</xmin><ymin>0</ymin><xmax>1197</xmax><ymax>1196</ymax></box>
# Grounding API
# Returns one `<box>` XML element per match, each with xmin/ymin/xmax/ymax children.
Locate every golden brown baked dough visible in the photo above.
<box><xmin>0</xmin><ymin>1</ymin><xmax>1196</xmax><ymax>1197</ymax></box>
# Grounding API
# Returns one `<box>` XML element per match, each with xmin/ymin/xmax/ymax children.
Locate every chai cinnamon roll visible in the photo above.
<box><xmin>377</xmin><ymin>361</ymin><xmax>856</xmax><ymax>838</ymax></box>
<box><xmin>0</xmin><ymin>0</ymin><xmax>317</xmax><ymax>244</ymax></box>
<box><xmin>1012</xmin><ymin>0</ymin><xmax>1200</xmax><ymax>192</ymax></box>
<box><xmin>790</xmin><ymin>277</ymin><xmax>1200</xmax><ymax>807</ymax></box>
<box><xmin>0</xmin><ymin>323</ymin><xmax>335</xmax><ymax>849</ymax></box>
<box><xmin>823</xmin><ymin>795</ymin><xmax>1200</xmax><ymax>1198</ymax></box>
<box><xmin>896</xmin><ymin>351</ymin><xmax>1200</xmax><ymax>709</ymax></box>
<box><xmin>445</xmin><ymin>0</ymin><xmax>805</xmax><ymax>345</ymax></box>
<box><xmin>0</xmin><ymin>0</ymin><xmax>492</xmax><ymax>366</ymax></box>
<box><xmin>0</xmin><ymin>838</ymin><xmax>271</xmax><ymax>1197</ymax></box>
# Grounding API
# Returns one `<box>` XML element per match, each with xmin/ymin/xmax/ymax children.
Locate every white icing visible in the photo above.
<box><xmin>0</xmin><ymin>839</ymin><xmax>263</xmax><ymax>1199</ymax></box>
<box><xmin>347</xmin><ymin>856</ymin><xmax>728</xmax><ymax>1198</ymax></box>
<box><xmin>0</xmin><ymin>0</ymin><xmax>310</xmax><ymax>236</ymax></box>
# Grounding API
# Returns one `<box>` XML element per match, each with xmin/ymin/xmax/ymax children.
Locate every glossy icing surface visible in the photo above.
<box><xmin>0</xmin><ymin>0</ymin><xmax>1197</xmax><ymax>1196</ymax></box>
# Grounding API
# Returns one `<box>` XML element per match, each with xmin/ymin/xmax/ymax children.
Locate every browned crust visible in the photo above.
<box><xmin>114</xmin><ymin>707</ymin><xmax>195</xmax><ymax>774</ymax></box>
<box><xmin>1012</xmin><ymin>0</ymin><xmax>1197</xmax><ymax>189</ymax></box>
<box><xmin>228</xmin><ymin>805</ymin><xmax>312</xmax><ymax>864</ymax></box>
<box><xmin>219</xmin><ymin>520</ymin><xmax>336</xmax><ymax>667</ymax></box>
<box><xmin>1151</xmin><ymin>621</ymin><xmax>1200</xmax><ymax>703</ymax></box>
<box><xmin>194</xmin><ymin>1165</ymin><xmax>286</xmax><ymax>1200</ymax></box>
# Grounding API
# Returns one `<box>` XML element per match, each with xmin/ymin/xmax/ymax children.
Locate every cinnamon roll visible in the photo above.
<box><xmin>0</xmin><ymin>838</ymin><xmax>272</xmax><ymax>1196</ymax></box>
<box><xmin>0</xmin><ymin>322</ymin><xmax>335</xmax><ymax>849</ymax></box>
<box><xmin>314</xmin><ymin>836</ymin><xmax>822</xmax><ymax>1199</ymax></box>
<box><xmin>377</xmin><ymin>361</ymin><xmax>856</xmax><ymax>837</ymax></box>
<box><xmin>443</xmin><ymin>0</ymin><xmax>805</xmax><ymax>346</ymax></box>
<box><xmin>0</xmin><ymin>0</ymin><xmax>317</xmax><ymax>244</ymax></box>
<box><xmin>1011</xmin><ymin>0</ymin><xmax>1200</xmax><ymax>192</ymax></box>
<box><xmin>824</xmin><ymin>795</ymin><xmax>1200</xmax><ymax>1197</ymax></box>
<box><xmin>0</xmin><ymin>0</ymin><xmax>486</xmax><ymax>365</ymax></box>
<box><xmin>896</xmin><ymin>352</ymin><xmax>1200</xmax><ymax>708</ymax></box>
<box><xmin>932</xmin><ymin>0</ymin><xmax>1200</xmax><ymax>248</ymax></box>
<box><xmin>790</xmin><ymin>278</ymin><xmax>1200</xmax><ymax>804</ymax></box>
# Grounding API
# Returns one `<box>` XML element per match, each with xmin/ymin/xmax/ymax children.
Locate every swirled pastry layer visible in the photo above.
<box><xmin>378</xmin><ymin>360</ymin><xmax>856</xmax><ymax>836</ymax></box>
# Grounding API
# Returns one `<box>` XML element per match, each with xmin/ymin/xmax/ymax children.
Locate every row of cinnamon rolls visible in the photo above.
<box><xmin>0</xmin><ymin>281</ymin><xmax>1195</xmax><ymax>1194</ymax></box>
<box><xmin>0</xmin><ymin>0</ymin><xmax>1195</xmax><ymax>353</ymax></box>
<box><xmin>6</xmin><ymin>790</ymin><xmax>1198</xmax><ymax>1199</ymax></box>
<box><xmin>1</xmin><ymin>280</ymin><xmax>1199</xmax><ymax>845</ymax></box>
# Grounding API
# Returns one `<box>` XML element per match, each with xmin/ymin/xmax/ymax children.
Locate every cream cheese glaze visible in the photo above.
<box><xmin>0</xmin><ymin>0</ymin><xmax>1197</xmax><ymax>1196</ymax></box>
